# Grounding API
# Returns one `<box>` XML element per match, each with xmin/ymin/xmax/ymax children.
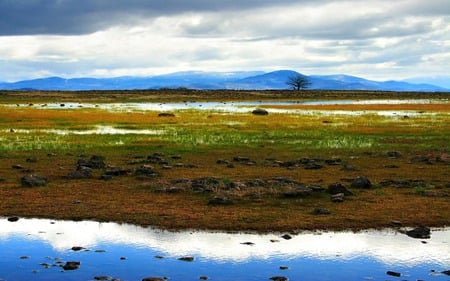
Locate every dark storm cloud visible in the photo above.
<box><xmin>0</xmin><ymin>0</ymin><xmax>306</xmax><ymax>35</ymax></box>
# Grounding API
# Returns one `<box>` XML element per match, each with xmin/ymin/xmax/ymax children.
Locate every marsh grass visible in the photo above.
<box><xmin>0</xmin><ymin>91</ymin><xmax>449</xmax><ymax>231</ymax></box>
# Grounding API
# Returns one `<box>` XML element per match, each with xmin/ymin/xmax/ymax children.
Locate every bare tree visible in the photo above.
<box><xmin>286</xmin><ymin>74</ymin><xmax>311</xmax><ymax>90</ymax></box>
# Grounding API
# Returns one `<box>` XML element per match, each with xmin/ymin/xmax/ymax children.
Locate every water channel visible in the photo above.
<box><xmin>1</xmin><ymin>218</ymin><xmax>449</xmax><ymax>281</ymax></box>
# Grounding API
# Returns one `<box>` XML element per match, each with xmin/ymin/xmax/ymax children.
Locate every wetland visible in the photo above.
<box><xmin>0</xmin><ymin>89</ymin><xmax>449</xmax><ymax>232</ymax></box>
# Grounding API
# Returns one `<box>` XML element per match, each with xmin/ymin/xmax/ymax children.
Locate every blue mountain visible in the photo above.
<box><xmin>0</xmin><ymin>70</ymin><xmax>447</xmax><ymax>92</ymax></box>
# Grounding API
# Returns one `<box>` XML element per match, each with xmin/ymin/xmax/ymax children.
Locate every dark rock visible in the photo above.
<box><xmin>104</xmin><ymin>168</ymin><xmax>131</xmax><ymax>176</ymax></box>
<box><xmin>142</xmin><ymin>278</ymin><xmax>168</xmax><ymax>281</ymax></box>
<box><xmin>94</xmin><ymin>276</ymin><xmax>113</xmax><ymax>280</ymax></box>
<box><xmin>351</xmin><ymin>176</ymin><xmax>372</xmax><ymax>189</ymax></box>
<box><xmin>199</xmin><ymin>276</ymin><xmax>209</xmax><ymax>280</ymax></box>
<box><xmin>71</xmin><ymin>246</ymin><xmax>85</xmax><ymax>251</ymax></box>
<box><xmin>66</xmin><ymin>166</ymin><xmax>93</xmax><ymax>179</ymax></box>
<box><xmin>21</xmin><ymin>174</ymin><xmax>47</xmax><ymax>187</ymax></box>
<box><xmin>387</xmin><ymin>151</ymin><xmax>402</xmax><ymax>158</ymax></box>
<box><xmin>158</xmin><ymin>112</ymin><xmax>175</xmax><ymax>117</ymax></box>
<box><xmin>26</xmin><ymin>157</ymin><xmax>38</xmax><ymax>163</ymax></box>
<box><xmin>419</xmin><ymin>190</ymin><xmax>448</xmax><ymax>197</ymax></box>
<box><xmin>331</xmin><ymin>193</ymin><xmax>345</xmax><ymax>202</ymax></box>
<box><xmin>390</xmin><ymin>220</ymin><xmax>403</xmax><ymax>226</ymax></box>
<box><xmin>216</xmin><ymin>159</ymin><xmax>229</xmax><ymax>165</ymax></box>
<box><xmin>100</xmin><ymin>174</ymin><xmax>113</xmax><ymax>181</ymax></box>
<box><xmin>325</xmin><ymin>158</ymin><xmax>342</xmax><ymax>165</ymax></box>
<box><xmin>269</xmin><ymin>276</ymin><xmax>288</xmax><ymax>281</ymax></box>
<box><xmin>328</xmin><ymin>183</ymin><xmax>353</xmax><ymax>196</ymax></box>
<box><xmin>312</xmin><ymin>207</ymin><xmax>331</xmax><ymax>215</ymax></box>
<box><xmin>241</xmin><ymin>242</ymin><xmax>255</xmax><ymax>245</ymax></box>
<box><xmin>341</xmin><ymin>163</ymin><xmax>358</xmax><ymax>171</ymax></box>
<box><xmin>12</xmin><ymin>164</ymin><xmax>24</xmax><ymax>170</ymax></box>
<box><xmin>279</xmin><ymin>266</ymin><xmax>289</xmax><ymax>270</ymax></box>
<box><xmin>386</xmin><ymin>271</ymin><xmax>401</xmax><ymax>277</ymax></box>
<box><xmin>178</xmin><ymin>256</ymin><xmax>194</xmax><ymax>262</ymax></box>
<box><xmin>135</xmin><ymin>165</ymin><xmax>157</xmax><ymax>177</ymax></box>
<box><xmin>62</xmin><ymin>261</ymin><xmax>80</xmax><ymax>270</ymax></box>
<box><xmin>410</xmin><ymin>156</ymin><xmax>433</xmax><ymax>165</ymax></box>
<box><xmin>281</xmin><ymin>234</ymin><xmax>292</xmax><ymax>240</ymax></box>
<box><xmin>233</xmin><ymin>156</ymin><xmax>250</xmax><ymax>162</ymax></box>
<box><xmin>252</xmin><ymin>108</ymin><xmax>269</xmax><ymax>115</ymax></box>
<box><xmin>303</xmin><ymin>162</ymin><xmax>323</xmax><ymax>170</ymax></box>
<box><xmin>77</xmin><ymin>155</ymin><xmax>106</xmax><ymax>169</ymax></box>
<box><xmin>19</xmin><ymin>256</ymin><xmax>29</xmax><ymax>259</ymax></box>
<box><xmin>309</xmin><ymin>185</ymin><xmax>325</xmax><ymax>192</ymax></box>
<box><xmin>442</xmin><ymin>270</ymin><xmax>450</xmax><ymax>276</ymax></box>
<box><xmin>165</xmin><ymin>186</ymin><xmax>185</xmax><ymax>194</ymax></box>
<box><xmin>405</xmin><ymin>226</ymin><xmax>431</xmax><ymax>239</ymax></box>
<box><xmin>7</xmin><ymin>216</ymin><xmax>19</xmax><ymax>222</ymax></box>
<box><xmin>208</xmin><ymin>196</ymin><xmax>233</xmax><ymax>205</ymax></box>
<box><xmin>283</xmin><ymin>186</ymin><xmax>313</xmax><ymax>198</ymax></box>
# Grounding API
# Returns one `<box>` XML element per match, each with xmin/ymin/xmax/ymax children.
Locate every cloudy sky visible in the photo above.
<box><xmin>0</xmin><ymin>0</ymin><xmax>449</xmax><ymax>85</ymax></box>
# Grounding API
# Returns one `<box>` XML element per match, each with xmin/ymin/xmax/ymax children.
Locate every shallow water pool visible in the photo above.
<box><xmin>1</xmin><ymin>218</ymin><xmax>449</xmax><ymax>281</ymax></box>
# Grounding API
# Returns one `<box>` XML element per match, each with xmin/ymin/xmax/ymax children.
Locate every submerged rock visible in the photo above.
<box><xmin>386</xmin><ymin>271</ymin><xmax>401</xmax><ymax>277</ymax></box>
<box><xmin>7</xmin><ymin>216</ymin><xmax>19</xmax><ymax>222</ymax></box>
<box><xmin>62</xmin><ymin>261</ymin><xmax>80</xmax><ymax>270</ymax></box>
<box><xmin>269</xmin><ymin>276</ymin><xmax>288</xmax><ymax>281</ymax></box>
<box><xmin>142</xmin><ymin>278</ymin><xmax>168</xmax><ymax>281</ymax></box>
<box><xmin>178</xmin><ymin>256</ymin><xmax>195</xmax><ymax>262</ymax></box>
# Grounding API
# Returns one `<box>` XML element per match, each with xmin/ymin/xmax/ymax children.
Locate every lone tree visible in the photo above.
<box><xmin>286</xmin><ymin>74</ymin><xmax>311</xmax><ymax>91</ymax></box>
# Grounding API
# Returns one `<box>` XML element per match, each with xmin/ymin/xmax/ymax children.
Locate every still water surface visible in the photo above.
<box><xmin>0</xmin><ymin>218</ymin><xmax>449</xmax><ymax>281</ymax></box>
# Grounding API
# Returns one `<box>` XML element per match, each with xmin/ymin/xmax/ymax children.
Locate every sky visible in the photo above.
<box><xmin>0</xmin><ymin>0</ymin><xmax>449</xmax><ymax>86</ymax></box>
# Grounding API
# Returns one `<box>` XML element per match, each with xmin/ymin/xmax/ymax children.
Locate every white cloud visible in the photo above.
<box><xmin>0</xmin><ymin>0</ymin><xmax>449</xmax><ymax>83</ymax></box>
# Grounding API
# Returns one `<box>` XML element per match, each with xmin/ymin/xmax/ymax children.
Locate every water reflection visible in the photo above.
<box><xmin>0</xmin><ymin>218</ymin><xmax>449</xmax><ymax>281</ymax></box>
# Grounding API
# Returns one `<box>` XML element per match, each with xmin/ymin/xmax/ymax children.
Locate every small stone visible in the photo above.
<box><xmin>281</xmin><ymin>234</ymin><xmax>292</xmax><ymax>240</ymax></box>
<box><xmin>252</xmin><ymin>108</ymin><xmax>269</xmax><ymax>115</ymax></box>
<box><xmin>279</xmin><ymin>266</ymin><xmax>289</xmax><ymax>270</ymax></box>
<box><xmin>158</xmin><ymin>112</ymin><xmax>175</xmax><ymax>117</ymax></box>
<box><xmin>21</xmin><ymin>174</ymin><xmax>47</xmax><ymax>187</ymax></box>
<box><xmin>312</xmin><ymin>207</ymin><xmax>331</xmax><ymax>215</ymax></box>
<box><xmin>142</xmin><ymin>278</ymin><xmax>167</xmax><ymax>281</ymax></box>
<box><xmin>269</xmin><ymin>277</ymin><xmax>288</xmax><ymax>281</ymax></box>
<box><xmin>328</xmin><ymin>182</ymin><xmax>353</xmax><ymax>196</ymax></box>
<box><xmin>331</xmin><ymin>193</ymin><xmax>345</xmax><ymax>202</ymax></box>
<box><xmin>351</xmin><ymin>176</ymin><xmax>372</xmax><ymax>189</ymax></box>
<box><xmin>405</xmin><ymin>226</ymin><xmax>431</xmax><ymax>239</ymax></box>
<box><xmin>62</xmin><ymin>261</ymin><xmax>80</xmax><ymax>270</ymax></box>
<box><xmin>20</xmin><ymin>256</ymin><xmax>29</xmax><ymax>259</ymax></box>
<box><xmin>208</xmin><ymin>196</ymin><xmax>233</xmax><ymax>205</ymax></box>
<box><xmin>199</xmin><ymin>276</ymin><xmax>209</xmax><ymax>280</ymax></box>
<box><xmin>386</xmin><ymin>271</ymin><xmax>401</xmax><ymax>277</ymax></box>
<box><xmin>7</xmin><ymin>216</ymin><xmax>19</xmax><ymax>222</ymax></box>
<box><xmin>94</xmin><ymin>276</ymin><xmax>113</xmax><ymax>280</ymax></box>
<box><xmin>71</xmin><ymin>246</ymin><xmax>85</xmax><ymax>251</ymax></box>
<box><xmin>178</xmin><ymin>256</ymin><xmax>194</xmax><ymax>262</ymax></box>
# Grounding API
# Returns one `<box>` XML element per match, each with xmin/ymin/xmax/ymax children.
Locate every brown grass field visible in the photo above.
<box><xmin>0</xmin><ymin>90</ymin><xmax>448</xmax><ymax>232</ymax></box>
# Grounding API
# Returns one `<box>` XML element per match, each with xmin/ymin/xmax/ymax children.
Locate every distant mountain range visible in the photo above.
<box><xmin>0</xmin><ymin>70</ymin><xmax>448</xmax><ymax>92</ymax></box>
